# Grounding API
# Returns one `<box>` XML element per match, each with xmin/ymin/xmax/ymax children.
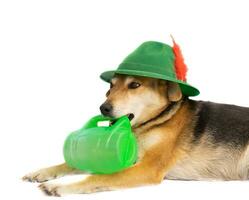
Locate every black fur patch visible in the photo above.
<box><xmin>193</xmin><ymin>101</ymin><xmax>249</xmax><ymax>147</ymax></box>
<box><xmin>193</xmin><ymin>101</ymin><xmax>210</xmax><ymax>141</ymax></box>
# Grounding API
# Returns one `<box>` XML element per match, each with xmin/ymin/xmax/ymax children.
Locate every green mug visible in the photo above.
<box><xmin>63</xmin><ymin>115</ymin><xmax>137</xmax><ymax>174</ymax></box>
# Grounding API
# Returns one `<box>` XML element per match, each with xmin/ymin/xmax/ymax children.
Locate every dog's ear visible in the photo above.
<box><xmin>167</xmin><ymin>82</ymin><xmax>182</xmax><ymax>102</ymax></box>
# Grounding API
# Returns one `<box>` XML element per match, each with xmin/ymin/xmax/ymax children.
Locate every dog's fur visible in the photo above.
<box><xmin>23</xmin><ymin>75</ymin><xmax>249</xmax><ymax>196</ymax></box>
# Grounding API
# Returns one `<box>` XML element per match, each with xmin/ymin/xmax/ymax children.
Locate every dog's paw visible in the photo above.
<box><xmin>39</xmin><ymin>183</ymin><xmax>66</xmax><ymax>197</ymax></box>
<box><xmin>38</xmin><ymin>183</ymin><xmax>108</xmax><ymax>196</ymax></box>
<box><xmin>22</xmin><ymin>169</ymin><xmax>57</xmax><ymax>183</ymax></box>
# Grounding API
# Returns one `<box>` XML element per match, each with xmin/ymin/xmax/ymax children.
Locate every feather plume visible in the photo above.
<box><xmin>170</xmin><ymin>35</ymin><xmax>188</xmax><ymax>82</ymax></box>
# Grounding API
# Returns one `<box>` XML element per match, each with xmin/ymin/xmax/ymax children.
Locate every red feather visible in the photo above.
<box><xmin>170</xmin><ymin>35</ymin><xmax>188</xmax><ymax>82</ymax></box>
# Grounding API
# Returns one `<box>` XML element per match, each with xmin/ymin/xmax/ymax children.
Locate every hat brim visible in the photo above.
<box><xmin>100</xmin><ymin>69</ymin><xmax>200</xmax><ymax>97</ymax></box>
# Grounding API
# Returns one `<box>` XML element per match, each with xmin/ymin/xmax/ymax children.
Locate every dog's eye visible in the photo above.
<box><xmin>128</xmin><ymin>82</ymin><xmax>141</xmax><ymax>89</ymax></box>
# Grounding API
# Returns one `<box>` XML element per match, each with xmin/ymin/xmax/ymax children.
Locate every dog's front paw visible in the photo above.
<box><xmin>22</xmin><ymin>169</ymin><xmax>57</xmax><ymax>183</ymax></box>
<box><xmin>39</xmin><ymin>183</ymin><xmax>70</xmax><ymax>197</ymax></box>
<box><xmin>38</xmin><ymin>183</ymin><xmax>108</xmax><ymax>196</ymax></box>
<box><xmin>39</xmin><ymin>183</ymin><xmax>61</xmax><ymax>196</ymax></box>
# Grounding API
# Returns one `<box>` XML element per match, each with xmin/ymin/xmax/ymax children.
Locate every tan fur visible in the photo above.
<box><xmin>22</xmin><ymin>75</ymin><xmax>249</xmax><ymax>196</ymax></box>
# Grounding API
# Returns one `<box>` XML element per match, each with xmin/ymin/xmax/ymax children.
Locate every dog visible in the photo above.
<box><xmin>23</xmin><ymin>74</ymin><xmax>249</xmax><ymax>196</ymax></box>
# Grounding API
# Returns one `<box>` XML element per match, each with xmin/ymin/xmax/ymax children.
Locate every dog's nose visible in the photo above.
<box><xmin>100</xmin><ymin>103</ymin><xmax>113</xmax><ymax>116</ymax></box>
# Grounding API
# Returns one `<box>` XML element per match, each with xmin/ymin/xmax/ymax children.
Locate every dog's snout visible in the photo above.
<box><xmin>100</xmin><ymin>102</ymin><xmax>113</xmax><ymax>116</ymax></box>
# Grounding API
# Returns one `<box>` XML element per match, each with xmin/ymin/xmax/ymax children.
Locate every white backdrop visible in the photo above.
<box><xmin>1</xmin><ymin>0</ymin><xmax>249</xmax><ymax>199</ymax></box>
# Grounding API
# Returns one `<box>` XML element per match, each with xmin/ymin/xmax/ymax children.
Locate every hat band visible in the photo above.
<box><xmin>118</xmin><ymin>62</ymin><xmax>176</xmax><ymax>78</ymax></box>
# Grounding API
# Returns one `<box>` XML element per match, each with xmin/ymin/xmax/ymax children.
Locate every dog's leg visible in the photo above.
<box><xmin>38</xmin><ymin>159</ymin><xmax>169</xmax><ymax>196</ymax></box>
<box><xmin>22</xmin><ymin>163</ymin><xmax>82</xmax><ymax>183</ymax></box>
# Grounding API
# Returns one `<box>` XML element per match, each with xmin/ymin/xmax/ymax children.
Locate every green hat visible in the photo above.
<box><xmin>100</xmin><ymin>40</ymin><xmax>200</xmax><ymax>96</ymax></box>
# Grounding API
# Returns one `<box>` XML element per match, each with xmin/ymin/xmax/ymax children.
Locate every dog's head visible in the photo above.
<box><xmin>100</xmin><ymin>74</ymin><xmax>182</xmax><ymax>127</ymax></box>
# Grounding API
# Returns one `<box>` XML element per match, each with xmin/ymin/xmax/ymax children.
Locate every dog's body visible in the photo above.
<box><xmin>163</xmin><ymin>100</ymin><xmax>249</xmax><ymax>181</ymax></box>
<box><xmin>23</xmin><ymin>75</ymin><xmax>249</xmax><ymax>196</ymax></box>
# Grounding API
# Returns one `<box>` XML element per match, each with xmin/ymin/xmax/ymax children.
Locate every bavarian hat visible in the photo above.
<box><xmin>100</xmin><ymin>38</ymin><xmax>199</xmax><ymax>96</ymax></box>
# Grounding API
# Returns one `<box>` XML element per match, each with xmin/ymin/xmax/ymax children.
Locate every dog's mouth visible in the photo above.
<box><xmin>126</xmin><ymin>113</ymin><xmax>135</xmax><ymax>121</ymax></box>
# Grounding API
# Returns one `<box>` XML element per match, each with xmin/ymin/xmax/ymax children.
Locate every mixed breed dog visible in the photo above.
<box><xmin>23</xmin><ymin>40</ymin><xmax>249</xmax><ymax>196</ymax></box>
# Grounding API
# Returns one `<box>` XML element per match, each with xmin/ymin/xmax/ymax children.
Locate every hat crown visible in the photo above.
<box><xmin>119</xmin><ymin>41</ymin><xmax>176</xmax><ymax>78</ymax></box>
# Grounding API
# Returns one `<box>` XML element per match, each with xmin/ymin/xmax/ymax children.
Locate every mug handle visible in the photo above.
<box><xmin>112</xmin><ymin>116</ymin><xmax>131</xmax><ymax>129</ymax></box>
<box><xmin>83</xmin><ymin>115</ymin><xmax>112</xmax><ymax>129</ymax></box>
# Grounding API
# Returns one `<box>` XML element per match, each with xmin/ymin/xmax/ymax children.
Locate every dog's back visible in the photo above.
<box><xmin>193</xmin><ymin>101</ymin><xmax>249</xmax><ymax>147</ymax></box>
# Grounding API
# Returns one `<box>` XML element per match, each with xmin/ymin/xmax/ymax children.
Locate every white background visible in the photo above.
<box><xmin>1</xmin><ymin>0</ymin><xmax>249</xmax><ymax>199</ymax></box>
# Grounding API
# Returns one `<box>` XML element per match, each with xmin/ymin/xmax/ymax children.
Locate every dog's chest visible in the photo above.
<box><xmin>136</xmin><ymin>130</ymin><xmax>162</xmax><ymax>159</ymax></box>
